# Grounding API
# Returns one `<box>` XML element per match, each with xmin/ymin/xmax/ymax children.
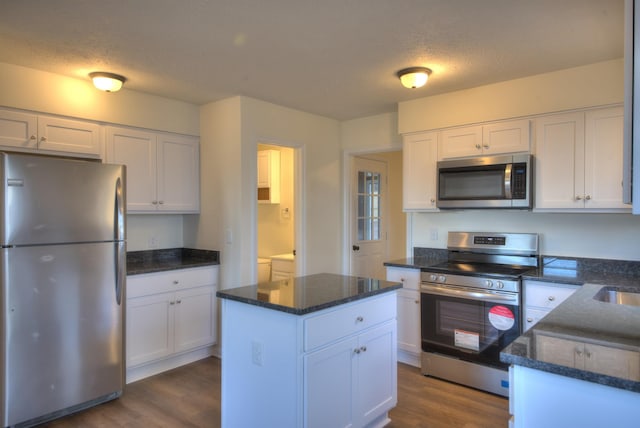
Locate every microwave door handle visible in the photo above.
<box><xmin>504</xmin><ymin>163</ymin><xmax>512</xmax><ymax>199</ymax></box>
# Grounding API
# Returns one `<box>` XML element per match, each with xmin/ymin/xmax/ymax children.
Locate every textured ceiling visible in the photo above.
<box><xmin>0</xmin><ymin>0</ymin><xmax>624</xmax><ymax>120</ymax></box>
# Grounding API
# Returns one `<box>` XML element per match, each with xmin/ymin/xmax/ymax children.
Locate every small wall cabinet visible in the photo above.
<box><xmin>126</xmin><ymin>266</ymin><xmax>218</xmax><ymax>383</ymax></box>
<box><xmin>402</xmin><ymin>131</ymin><xmax>438</xmax><ymax>211</ymax></box>
<box><xmin>386</xmin><ymin>266</ymin><xmax>421</xmax><ymax>367</ymax></box>
<box><xmin>438</xmin><ymin>119</ymin><xmax>530</xmax><ymax>160</ymax></box>
<box><xmin>0</xmin><ymin>108</ymin><xmax>102</xmax><ymax>158</ymax></box>
<box><xmin>523</xmin><ymin>280</ymin><xmax>578</xmax><ymax>331</ymax></box>
<box><xmin>257</xmin><ymin>149</ymin><xmax>280</xmax><ymax>204</ymax></box>
<box><xmin>105</xmin><ymin>126</ymin><xmax>200</xmax><ymax>213</ymax></box>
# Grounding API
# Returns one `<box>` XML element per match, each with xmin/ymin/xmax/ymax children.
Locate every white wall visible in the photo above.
<box><xmin>399</xmin><ymin>59</ymin><xmax>624</xmax><ymax>134</ymax></box>
<box><xmin>127</xmin><ymin>215</ymin><xmax>185</xmax><ymax>251</ymax></box>
<box><xmin>184</xmin><ymin>96</ymin><xmax>341</xmax><ymax>290</ymax></box>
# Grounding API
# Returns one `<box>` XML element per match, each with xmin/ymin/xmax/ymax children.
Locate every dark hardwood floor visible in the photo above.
<box><xmin>43</xmin><ymin>357</ymin><xmax>508</xmax><ymax>427</ymax></box>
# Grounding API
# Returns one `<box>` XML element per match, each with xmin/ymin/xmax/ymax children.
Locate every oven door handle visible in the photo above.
<box><xmin>421</xmin><ymin>283</ymin><xmax>519</xmax><ymax>305</ymax></box>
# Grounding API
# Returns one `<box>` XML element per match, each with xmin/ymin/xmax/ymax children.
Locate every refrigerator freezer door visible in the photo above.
<box><xmin>0</xmin><ymin>242</ymin><xmax>124</xmax><ymax>426</ymax></box>
<box><xmin>0</xmin><ymin>152</ymin><xmax>125</xmax><ymax>246</ymax></box>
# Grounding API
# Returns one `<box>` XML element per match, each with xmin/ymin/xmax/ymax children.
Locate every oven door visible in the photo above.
<box><xmin>420</xmin><ymin>283</ymin><xmax>521</xmax><ymax>369</ymax></box>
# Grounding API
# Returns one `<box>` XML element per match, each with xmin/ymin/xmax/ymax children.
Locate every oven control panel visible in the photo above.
<box><xmin>421</xmin><ymin>271</ymin><xmax>519</xmax><ymax>293</ymax></box>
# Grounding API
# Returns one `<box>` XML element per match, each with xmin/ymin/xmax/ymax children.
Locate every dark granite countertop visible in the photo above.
<box><xmin>215</xmin><ymin>273</ymin><xmax>402</xmax><ymax>315</ymax></box>
<box><xmin>127</xmin><ymin>248</ymin><xmax>220</xmax><ymax>275</ymax></box>
<box><xmin>501</xmin><ymin>282</ymin><xmax>640</xmax><ymax>392</ymax></box>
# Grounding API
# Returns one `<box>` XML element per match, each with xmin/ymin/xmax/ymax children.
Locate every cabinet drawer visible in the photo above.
<box><xmin>525</xmin><ymin>283</ymin><xmax>577</xmax><ymax>310</ymax></box>
<box><xmin>386</xmin><ymin>267</ymin><xmax>420</xmax><ymax>291</ymax></box>
<box><xmin>127</xmin><ymin>266</ymin><xmax>217</xmax><ymax>297</ymax></box>
<box><xmin>304</xmin><ymin>293</ymin><xmax>396</xmax><ymax>351</ymax></box>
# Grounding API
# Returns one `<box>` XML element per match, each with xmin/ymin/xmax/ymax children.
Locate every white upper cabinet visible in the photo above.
<box><xmin>403</xmin><ymin>131</ymin><xmax>438</xmax><ymax>211</ymax></box>
<box><xmin>257</xmin><ymin>149</ymin><xmax>280</xmax><ymax>204</ymax></box>
<box><xmin>106</xmin><ymin>126</ymin><xmax>200</xmax><ymax>213</ymax></box>
<box><xmin>0</xmin><ymin>109</ymin><xmax>101</xmax><ymax>158</ymax></box>
<box><xmin>534</xmin><ymin>106</ymin><xmax>627</xmax><ymax>211</ymax></box>
<box><xmin>439</xmin><ymin>119</ymin><xmax>530</xmax><ymax>160</ymax></box>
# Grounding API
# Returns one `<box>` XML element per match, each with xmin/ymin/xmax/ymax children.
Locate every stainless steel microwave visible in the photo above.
<box><xmin>437</xmin><ymin>153</ymin><xmax>533</xmax><ymax>209</ymax></box>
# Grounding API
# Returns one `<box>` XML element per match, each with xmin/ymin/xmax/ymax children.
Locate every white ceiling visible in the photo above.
<box><xmin>0</xmin><ymin>0</ymin><xmax>624</xmax><ymax>120</ymax></box>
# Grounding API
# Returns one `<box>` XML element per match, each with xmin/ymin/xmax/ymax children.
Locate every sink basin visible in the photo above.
<box><xmin>593</xmin><ymin>287</ymin><xmax>640</xmax><ymax>307</ymax></box>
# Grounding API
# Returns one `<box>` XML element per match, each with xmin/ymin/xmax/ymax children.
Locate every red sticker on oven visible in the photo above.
<box><xmin>488</xmin><ymin>305</ymin><xmax>515</xmax><ymax>330</ymax></box>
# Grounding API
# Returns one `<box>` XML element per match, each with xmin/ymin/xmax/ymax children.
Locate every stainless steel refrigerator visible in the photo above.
<box><xmin>0</xmin><ymin>152</ymin><xmax>126</xmax><ymax>426</ymax></box>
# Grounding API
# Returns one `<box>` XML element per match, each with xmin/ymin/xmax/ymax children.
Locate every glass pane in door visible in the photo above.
<box><xmin>357</xmin><ymin>171</ymin><xmax>381</xmax><ymax>241</ymax></box>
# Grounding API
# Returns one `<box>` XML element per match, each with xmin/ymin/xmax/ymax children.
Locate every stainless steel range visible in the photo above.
<box><xmin>420</xmin><ymin>231</ymin><xmax>539</xmax><ymax>397</ymax></box>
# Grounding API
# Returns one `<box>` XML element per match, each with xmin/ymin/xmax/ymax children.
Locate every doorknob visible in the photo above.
<box><xmin>352</xmin><ymin>245</ymin><xmax>360</xmax><ymax>251</ymax></box>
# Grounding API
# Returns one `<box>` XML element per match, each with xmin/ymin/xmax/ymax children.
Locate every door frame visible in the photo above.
<box><xmin>342</xmin><ymin>148</ymin><xmax>404</xmax><ymax>276</ymax></box>
<box><xmin>253</xmin><ymin>139</ymin><xmax>305</xmax><ymax>282</ymax></box>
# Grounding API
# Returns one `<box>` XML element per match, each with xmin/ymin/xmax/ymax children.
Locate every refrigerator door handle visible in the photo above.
<box><xmin>114</xmin><ymin>175</ymin><xmax>125</xmax><ymax>305</ymax></box>
<box><xmin>115</xmin><ymin>242</ymin><xmax>125</xmax><ymax>305</ymax></box>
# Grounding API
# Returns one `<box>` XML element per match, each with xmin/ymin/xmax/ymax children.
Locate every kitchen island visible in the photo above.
<box><xmin>216</xmin><ymin>273</ymin><xmax>402</xmax><ymax>428</ymax></box>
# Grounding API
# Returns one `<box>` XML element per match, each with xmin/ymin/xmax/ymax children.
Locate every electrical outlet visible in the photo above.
<box><xmin>148</xmin><ymin>236</ymin><xmax>158</xmax><ymax>248</ymax></box>
<box><xmin>251</xmin><ymin>341</ymin><xmax>263</xmax><ymax>366</ymax></box>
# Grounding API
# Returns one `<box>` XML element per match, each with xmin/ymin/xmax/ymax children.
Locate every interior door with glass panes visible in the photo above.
<box><xmin>350</xmin><ymin>156</ymin><xmax>387</xmax><ymax>280</ymax></box>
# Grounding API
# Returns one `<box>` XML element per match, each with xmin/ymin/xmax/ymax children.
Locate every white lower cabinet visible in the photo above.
<box><xmin>523</xmin><ymin>280</ymin><xmax>578</xmax><ymax>331</ymax></box>
<box><xmin>386</xmin><ymin>267</ymin><xmax>421</xmax><ymax>367</ymax></box>
<box><xmin>220</xmin><ymin>292</ymin><xmax>398</xmax><ymax>428</ymax></box>
<box><xmin>126</xmin><ymin>266</ymin><xmax>218</xmax><ymax>383</ymax></box>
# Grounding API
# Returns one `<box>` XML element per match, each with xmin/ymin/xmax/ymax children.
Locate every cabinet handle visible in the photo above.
<box><xmin>356</xmin><ymin>316</ymin><xmax>364</xmax><ymax>323</ymax></box>
<box><xmin>526</xmin><ymin>317</ymin><xmax>533</xmax><ymax>323</ymax></box>
<box><xmin>400</xmin><ymin>277</ymin><xmax>405</xmax><ymax>282</ymax></box>
<box><xmin>173</xmin><ymin>280</ymin><xmax>179</xmax><ymax>284</ymax></box>
<box><xmin>40</xmin><ymin>136</ymin><xmax>47</xmax><ymax>142</ymax></box>
<box><xmin>575</xmin><ymin>348</ymin><xmax>583</xmax><ymax>357</ymax></box>
<box><xmin>176</xmin><ymin>299</ymin><xmax>182</xmax><ymax>304</ymax></box>
<box><xmin>483</xmin><ymin>144</ymin><xmax>489</xmax><ymax>149</ymax></box>
<box><xmin>170</xmin><ymin>301</ymin><xmax>175</xmax><ymax>305</ymax></box>
<box><xmin>548</xmin><ymin>296</ymin><xmax>555</xmax><ymax>301</ymax></box>
<box><xmin>30</xmin><ymin>135</ymin><xmax>36</xmax><ymax>140</ymax></box>
<box><xmin>354</xmin><ymin>348</ymin><xmax>361</xmax><ymax>354</ymax></box>
<box><xmin>585</xmin><ymin>195</ymin><xmax>592</xmax><ymax>201</ymax></box>
<box><xmin>360</xmin><ymin>346</ymin><xmax>367</xmax><ymax>353</ymax></box>
<box><xmin>414</xmin><ymin>300</ymin><xmax>419</xmax><ymax>304</ymax></box>
<box><xmin>152</xmin><ymin>200</ymin><xmax>158</xmax><ymax>205</ymax></box>
<box><xmin>158</xmin><ymin>201</ymin><xmax>164</xmax><ymax>205</ymax></box>
<box><xmin>475</xmin><ymin>143</ymin><xmax>481</xmax><ymax>150</ymax></box>
<box><xmin>585</xmin><ymin>350</ymin><xmax>592</xmax><ymax>358</ymax></box>
<box><xmin>430</xmin><ymin>198</ymin><xmax>435</xmax><ymax>204</ymax></box>
<box><xmin>575</xmin><ymin>195</ymin><xmax>582</xmax><ymax>201</ymax></box>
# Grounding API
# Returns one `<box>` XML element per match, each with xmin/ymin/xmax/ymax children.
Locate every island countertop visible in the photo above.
<box><xmin>215</xmin><ymin>273</ymin><xmax>402</xmax><ymax>315</ymax></box>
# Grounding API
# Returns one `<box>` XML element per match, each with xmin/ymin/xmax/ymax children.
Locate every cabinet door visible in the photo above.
<box><xmin>584</xmin><ymin>107</ymin><xmax>628</xmax><ymax>210</ymax></box>
<box><xmin>0</xmin><ymin>110</ymin><xmax>38</xmax><ymax>149</ymax></box>
<box><xmin>105</xmin><ymin>126</ymin><xmax>158</xmax><ymax>212</ymax></box>
<box><xmin>174</xmin><ymin>285</ymin><xmax>216</xmax><ymax>353</ymax></box>
<box><xmin>438</xmin><ymin>125</ymin><xmax>483</xmax><ymax>159</ymax></box>
<box><xmin>157</xmin><ymin>134</ymin><xmax>200</xmax><ymax>212</ymax></box>
<box><xmin>126</xmin><ymin>292</ymin><xmax>174</xmax><ymax>367</ymax></box>
<box><xmin>396</xmin><ymin>289</ymin><xmax>421</xmax><ymax>354</ymax></box>
<box><xmin>305</xmin><ymin>336</ymin><xmax>357</xmax><ymax>428</ymax></box>
<box><xmin>257</xmin><ymin>150</ymin><xmax>271</xmax><ymax>187</ymax></box>
<box><xmin>403</xmin><ymin>131</ymin><xmax>438</xmax><ymax>210</ymax></box>
<box><xmin>584</xmin><ymin>343</ymin><xmax>640</xmax><ymax>381</ymax></box>
<box><xmin>534</xmin><ymin>112</ymin><xmax>585</xmax><ymax>209</ymax></box>
<box><xmin>355</xmin><ymin>322</ymin><xmax>397</xmax><ymax>427</ymax></box>
<box><xmin>37</xmin><ymin>116</ymin><xmax>101</xmax><ymax>157</ymax></box>
<box><xmin>482</xmin><ymin>119</ymin><xmax>530</xmax><ymax>155</ymax></box>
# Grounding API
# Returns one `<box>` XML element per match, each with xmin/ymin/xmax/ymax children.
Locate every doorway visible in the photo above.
<box><xmin>257</xmin><ymin>143</ymin><xmax>298</xmax><ymax>282</ymax></box>
<box><xmin>348</xmin><ymin>151</ymin><xmax>404</xmax><ymax>280</ymax></box>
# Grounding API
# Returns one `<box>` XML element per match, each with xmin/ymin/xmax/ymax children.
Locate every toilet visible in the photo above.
<box><xmin>257</xmin><ymin>257</ymin><xmax>271</xmax><ymax>283</ymax></box>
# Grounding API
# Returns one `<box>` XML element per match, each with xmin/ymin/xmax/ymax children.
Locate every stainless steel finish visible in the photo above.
<box><xmin>0</xmin><ymin>152</ymin><xmax>126</xmax><ymax>427</ymax></box>
<box><xmin>420</xmin><ymin>283</ymin><xmax>519</xmax><ymax>305</ymax></box>
<box><xmin>436</xmin><ymin>153</ymin><xmax>532</xmax><ymax>209</ymax></box>
<box><xmin>420</xmin><ymin>271</ymin><xmax>520</xmax><ymax>293</ymax></box>
<box><xmin>594</xmin><ymin>287</ymin><xmax>640</xmax><ymax>307</ymax></box>
<box><xmin>447</xmin><ymin>231</ymin><xmax>539</xmax><ymax>258</ymax></box>
<box><xmin>504</xmin><ymin>163</ymin><xmax>512</xmax><ymax>199</ymax></box>
<box><xmin>421</xmin><ymin>352</ymin><xmax>509</xmax><ymax>397</ymax></box>
<box><xmin>623</xmin><ymin>0</ymin><xmax>634</xmax><ymax>205</ymax></box>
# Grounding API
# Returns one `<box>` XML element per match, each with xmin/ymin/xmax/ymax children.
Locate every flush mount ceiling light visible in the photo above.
<box><xmin>89</xmin><ymin>72</ymin><xmax>126</xmax><ymax>92</ymax></box>
<box><xmin>396</xmin><ymin>67</ymin><xmax>432</xmax><ymax>89</ymax></box>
